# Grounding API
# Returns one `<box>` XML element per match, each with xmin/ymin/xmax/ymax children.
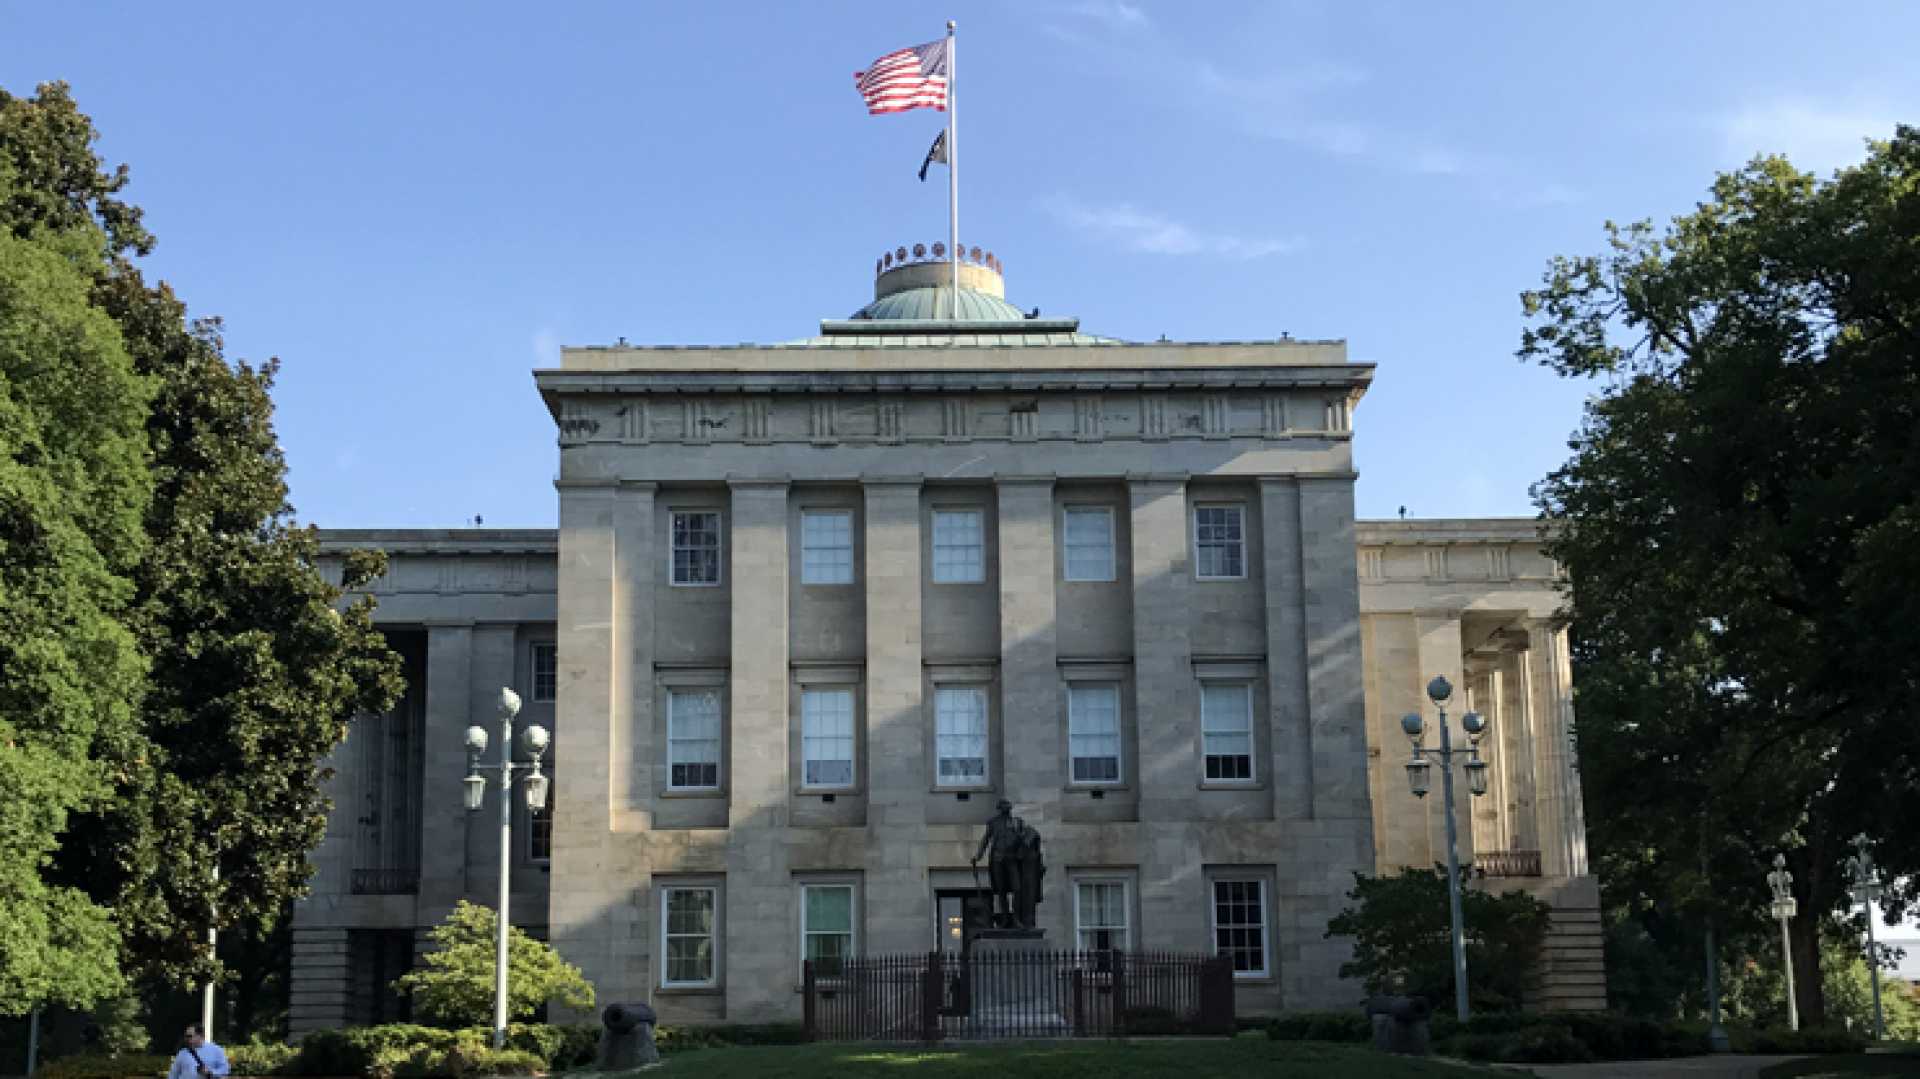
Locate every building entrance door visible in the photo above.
<box><xmin>934</xmin><ymin>889</ymin><xmax>992</xmax><ymax>1018</ymax></box>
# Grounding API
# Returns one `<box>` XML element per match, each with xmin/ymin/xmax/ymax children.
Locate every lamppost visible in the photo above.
<box><xmin>464</xmin><ymin>687</ymin><xmax>550</xmax><ymax>1050</ymax></box>
<box><xmin>1402</xmin><ymin>674</ymin><xmax>1492</xmax><ymax>1024</ymax></box>
<box><xmin>1766</xmin><ymin>853</ymin><xmax>1799</xmax><ymax>1032</ymax></box>
<box><xmin>1845</xmin><ymin>834</ymin><xmax>1886</xmax><ymax>1042</ymax></box>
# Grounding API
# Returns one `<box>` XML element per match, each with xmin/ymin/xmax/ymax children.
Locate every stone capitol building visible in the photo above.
<box><xmin>294</xmin><ymin>247</ymin><xmax>1602</xmax><ymax>1032</ymax></box>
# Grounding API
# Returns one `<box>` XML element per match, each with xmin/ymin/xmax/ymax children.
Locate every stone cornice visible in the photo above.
<box><xmin>537</xmin><ymin>365</ymin><xmax>1369</xmax><ymax>398</ymax></box>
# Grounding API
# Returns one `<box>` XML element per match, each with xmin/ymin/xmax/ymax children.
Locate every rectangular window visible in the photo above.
<box><xmin>1074</xmin><ymin>880</ymin><xmax>1130</xmax><ymax>951</ymax></box>
<box><xmin>671</xmin><ymin>510</ymin><xmax>722</xmax><ymax>586</ymax></box>
<box><xmin>1067</xmin><ymin>683</ymin><xmax>1122</xmax><ymax>784</ymax></box>
<box><xmin>800</xmin><ymin>510</ymin><xmax>854</xmax><ymax>585</ymax></box>
<box><xmin>660</xmin><ymin>886</ymin><xmax>718</xmax><ymax>988</ymax></box>
<box><xmin>530</xmin><ymin>642</ymin><xmax>558</xmax><ymax>703</ymax></box>
<box><xmin>801</xmin><ymin>883</ymin><xmax>855</xmax><ymax>978</ymax></box>
<box><xmin>1062</xmin><ymin>506</ymin><xmax>1115</xmax><ymax>582</ymax></box>
<box><xmin>801</xmin><ymin>688</ymin><xmax>856</xmax><ymax>789</ymax></box>
<box><xmin>528</xmin><ymin>805</ymin><xmax>552</xmax><ymax>863</ymax></box>
<box><xmin>667</xmin><ymin>689</ymin><xmax>721</xmax><ymax>790</ymax></box>
<box><xmin>934</xmin><ymin>686</ymin><xmax>988</xmax><ymax>786</ymax></box>
<box><xmin>1212</xmin><ymin>879</ymin><xmax>1269</xmax><ymax>977</ymax></box>
<box><xmin>1193</xmin><ymin>504</ymin><xmax>1246</xmax><ymax>580</ymax></box>
<box><xmin>1201</xmin><ymin>683</ymin><xmax>1255</xmax><ymax>781</ymax></box>
<box><xmin>931</xmin><ymin>509</ymin><xmax>985</xmax><ymax>583</ymax></box>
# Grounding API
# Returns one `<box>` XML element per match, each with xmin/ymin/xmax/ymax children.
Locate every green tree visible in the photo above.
<box><xmin>1521</xmin><ymin>127</ymin><xmax>1920</xmax><ymax>1026</ymax></box>
<box><xmin>0</xmin><ymin>81</ymin><xmax>405</xmax><ymax>1005</ymax></box>
<box><xmin>395</xmin><ymin>902</ymin><xmax>596</xmax><ymax>1027</ymax></box>
<box><xmin>1325</xmin><ymin>869</ymin><xmax>1552</xmax><ymax>1012</ymax></box>
<box><xmin>0</xmin><ymin>217</ymin><xmax>151</xmax><ymax>1012</ymax></box>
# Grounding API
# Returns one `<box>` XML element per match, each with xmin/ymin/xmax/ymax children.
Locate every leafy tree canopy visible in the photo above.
<box><xmin>0</xmin><ymin>80</ymin><xmax>405</xmax><ymax>995</ymax></box>
<box><xmin>0</xmin><ymin>214</ymin><xmax>150</xmax><ymax>1012</ymax></box>
<box><xmin>1522</xmin><ymin>126</ymin><xmax>1920</xmax><ymax>1025</ymax></box>
<box><xmin>395</xmin><ymin>902</ymin><xmax>596</xmax><ymax>1027</ymax></box>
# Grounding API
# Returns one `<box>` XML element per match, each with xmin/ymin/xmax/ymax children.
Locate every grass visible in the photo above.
<box><xmin>1759</xmin><ymin>1049</ymin><xmax>1920</xmax><ymax>1078</ymax></box>
<box><xmin>624</xmin><ymin>1038</ymin><xmax>1518</xmax><ymax>1078</ymax></box>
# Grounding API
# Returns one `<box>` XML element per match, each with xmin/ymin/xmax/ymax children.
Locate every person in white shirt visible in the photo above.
<box><xmin>169</xmin><ymin>1025</ymin><xmax>230</xmax><ymax>1079</ymax></box>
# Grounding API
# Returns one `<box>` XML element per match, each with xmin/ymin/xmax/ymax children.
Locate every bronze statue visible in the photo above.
<box><xmin>971</xmin><ymin>799</ymin><xmax>1045</xmax><ymax>930</ymax></box>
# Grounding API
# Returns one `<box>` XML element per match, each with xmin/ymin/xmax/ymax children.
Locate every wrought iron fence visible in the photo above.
<box><xmin>802</xmin><ymin>950</ymin><xmax>1234</xmax><ymax>1042</ymax></box>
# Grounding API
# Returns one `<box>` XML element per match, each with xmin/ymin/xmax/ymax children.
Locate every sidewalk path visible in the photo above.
<box><xmin>1515</xmin><ymin>1056</ymin><xmax>1805</xmax><ymax>1079</ymax></box>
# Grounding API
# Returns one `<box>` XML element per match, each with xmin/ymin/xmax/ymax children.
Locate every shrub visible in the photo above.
<box><xmin>652</xmin><ymin>1022</ymin><xmax>806</xmax><ymax>1052</ymax></box>
<box><xmin>289</xmin><ymin>1026</ymin><xmax>460</xmax><ymax>1076</ymax></box>
<box><xmin>1324</xmin><ymin>869</ymin><xmax>1551</xmax><ymax>1012</ymax></box>
<box><xmin>394</xmin><ymin>903</ymin><xmax>594</xmax><ymax>1026</ymax></box>
<box><xmin>1265</xmin><ymin>1011</ymin><xmax>1372</xmax><ymax>1043</ymax></box>
<box><xmin>228</xmin><ymin>1043</ymin><xmax>300</xmax><ymax>1076</ymax></box>
<box><xmin>546</xmin><ymin>1024</ymin><xmax>600</xmax><ymax>1070</ymax></box>
<box><xmin>1503</xmin><ymin>1025</ymin><xmax>1593</xmax><ymax>1064</ymax></box>
<box><xmin>1745</xmin><ymin>1025</ymin><xmax>1870</xmax><ymax>1055</ymax></box>
<box><xmin>39</xmin><ymin>1053</ymin><xmax>170</xmax><ymax>1079</ymax></box>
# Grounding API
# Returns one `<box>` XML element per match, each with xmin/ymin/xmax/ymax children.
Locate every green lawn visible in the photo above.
<box><xmin>639</xmin><ymin>1039</ymin><xmax>1518</xmax><ymax>1078</ymax></box>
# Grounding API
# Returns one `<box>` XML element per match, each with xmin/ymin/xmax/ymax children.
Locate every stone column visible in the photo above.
<box><xmin>864</xmin><ymin>478</ymin><xmax>928</xmax><ymax>954</ymax></box>
<box><xmin>997</xmin><ymin>478</ymin><xmax>1059</xmax><ymax>817</ymax></box>
<box><xmin>549</xmin><ymin>482</ymin><xmax>632</xmax><ymax>1013</ymax></box>
<box><xmin>418</xmin><ymin>622</ymin><xmax>474</xmax><ymax>921</ymax></box>
<box><xmin>1464</xmin><ymin>663</ymin><xmax>1507</xmax><ymax>857</ymax></box>
<box><xmin>288</xmin><ymin>927</ymin><xmax>351</xmax><ymax>1035</ymax></box>
<box><xmin>1414</xmin><ymin>612</ymin><xmax>1471</xmax><ymax>868</ymax></box>
<box><xmin>466</xmin><ymin>623</ymin><xmax>519</xmax><ymax>907</ymax></box>
<box><xmin>1127</xmin><ymin>475</ymin><xmax>1202</xmax><ymax>947</ymax></box>
<box><xmin>615</xmin><ymin>483</ymin><xmax>657</xmax><ymax>820</ymax></box>
<box><xmin>1498</xmin><ymin>643</ymin><xmax>1539</xmax><ymax>853</ymax></box>
<box><xmin>724</xmin><ymin>480</ymin><xmax>793</xmax><ymax>1020</ymax></box>
<box><xmin>1527</xmin><ymin>618</ymin><xmax>1587</xmax><ymax>877</ymax></box>
<box><xmin>1259</xmin><ymin>478</ymin><xmax>1312</xmax><ymax>819</ymax></box>
<box><xmin>1297</xmin><ymin>477</ymin><xmax>1371</xmax><ymax>821</ymax></box>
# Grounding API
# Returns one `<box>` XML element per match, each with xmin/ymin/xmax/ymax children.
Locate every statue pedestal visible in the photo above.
<box><xmin>963</xmin><ymin>931</ymin><xmax>1070</xmax><ymax>1038</ymax></box>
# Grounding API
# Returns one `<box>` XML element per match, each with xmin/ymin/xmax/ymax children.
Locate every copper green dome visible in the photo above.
<box><xmin>852</xmin><ymin>285</ymin><xmax>1027</xmax><ymax>321</ymax></box>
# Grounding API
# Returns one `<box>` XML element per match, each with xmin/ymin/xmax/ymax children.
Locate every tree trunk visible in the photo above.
<box><xmin>1790</xmin><ymin>848</ymin><xmax>1828</xmax><ymax>1028</ymax></box>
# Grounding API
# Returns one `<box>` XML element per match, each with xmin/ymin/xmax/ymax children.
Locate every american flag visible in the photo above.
<box><xmin>853</xmin><ymin>39</ymin><xmax>949</xmax><ymax>115</ymax></box>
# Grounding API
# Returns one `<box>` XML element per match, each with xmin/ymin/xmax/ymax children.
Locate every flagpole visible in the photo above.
<box><xmin>946</xmin><ymin>20</ymin><xmax>959</xmax><ymax>311</ymax></box>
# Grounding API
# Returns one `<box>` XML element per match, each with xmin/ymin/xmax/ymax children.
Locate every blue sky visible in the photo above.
<box><xmin>5</xmin><ymin>2</ymin><xmax>1916</xmax><ymax>528</ymax></box>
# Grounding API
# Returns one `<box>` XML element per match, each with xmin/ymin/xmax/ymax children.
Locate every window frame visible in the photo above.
<box><xmin>799</xmin><ymin>508</ymin><xmax>856</xmax><ymax>586</ymax></box>
<box><xmin>669</xmin><ymin>509</ymin><xmax>724</xmax><ymax>587</ymax></box>
<box><xmin>1191</xmin><ymin>502</ymin><xmax>1248</xmax><ymax>581</ymax></box>
<box><xmin>799</xmin><ymin>881</ymin><xmax>859</xmax><ymax>981</ymax></box>
<box><xmin>657</xmin><ymin>883</ymin><xmax>721</xmax><ymax>989</ymax></box>
<box><xmin>799</xmin><ymin>686</ymin><xmax>857</xmax><ymax>791</ymax></box>
<box><xmin>527</xmin><ymin>802</ymin><xmax>553</xmax><ymax>864</ymax></box>
<box><xmin>529</xmin><ymin>641</ymin><xmax>558</xmax><ymax>703</ymax></box>
<box><xmin>1200</xmin><ymin>682</ymin><xmax>1257</xmax><ymax>784</ymax></box>
<box><xmin>666</xmin><ymin>688</ymin><xmax>723</xmax><ymax>792</ymax></box>
<box><xmin>930</xmin><ymin>507</ymin><xmax>986</xmax><ymax>584</ymax></box>
<box><xmin>1208</xmin><ymin>876</ymin><xmax>1271</xmax><ymax>980</ymax></box>
<box><xmin>932</xmin><ymin>684</ymin><xmax>991</xmax><ymax>789</ymax></box>
<box><xmin>1072</xmin><ymin>878</ymin><xmax>1132</xmax><ymax>952</ymax></box>
<box><xmin>1066</xmin><ymin>682</ymin><xmax>1124</xmax><ymax>787</ymax></box>
<box><xmin>1061</xmin><ymin>505</ymin><xmax>1117</xmax><ymax>583</ymax></box>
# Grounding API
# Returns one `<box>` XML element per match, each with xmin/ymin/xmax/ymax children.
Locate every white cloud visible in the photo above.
<box><xmin>1046</xmin><ymin>197</ymin><xmax>1299</xmax><ymax>259</ymax></box>
<box><xmin>1719</xmin><ymin>97</ymin><xmax>1903</xmax><ymax>173</ymax></box>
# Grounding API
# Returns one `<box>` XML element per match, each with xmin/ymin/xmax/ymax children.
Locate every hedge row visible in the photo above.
<box><xmin>1266</xmin><ymin>1009</ymin><xmax>1872</xmax><ymax>1064</ymax></box>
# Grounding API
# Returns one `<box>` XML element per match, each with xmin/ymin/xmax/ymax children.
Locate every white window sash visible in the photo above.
<box><xmin>800</xmin><ymin>884</ymin><xmax>857</xmax><ymax>979</ymax></box>
<box><xmin>931</xmin><ymin>509</ymin><xmax>985</xmax><ymax>583</ymax></box>
<box><xmin>1201</xmin><ymin>683</ymin><xmax>1256</xmax><ymax>782</ymax></box>
<box><xmin>667</xmin><ymin>691</ymin><xmax>722</xmax><ymax>790</ymax></box>
<box><xmin>1062</xmin><ymin>506</ymin><xmax>1115</xmax><ymax>582</ymax></box>
<box><xmin>670</xmin><ymin>511</ymin><xmax>723</xmax><ymax>586</ymax></box>
<box><xmin>934</xmin><ymin>686</ymin><xmax>989</xmax><ymax>786</ymax></box>
<box><xmin>800</xmin><ymin>510</ymin><xmax>855</xmax><ymax>585</ymax></box>
<box><xmin>1073</xmin><ymin>880</ymin><xmax>1130</xmax><ymax>951</ymax></box>
<box><xmin>1067</xmin><ymin>683</ymin><xmax>1122</xmax><ymax>784</ymax></box>
<box><xmin>660</xmin><ymin>886</ymin><xmax>718</xmax><ymax>988</ymax></box>
<box><xmin>1192</xmin><ymin>504</ymin><xmax>1247</xmax><ymax>580</ymax></box>
<box><xmin>801</xmin><ymin>689</ymin><xmax>856</xmax><ymax>789</ymax></box>
<box><xmin>1210</xmin><ymin>879</ymin><xmax>1269</xmax><ymax>978</ymax></box>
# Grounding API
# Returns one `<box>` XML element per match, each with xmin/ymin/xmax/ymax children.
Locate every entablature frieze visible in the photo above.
<box><xmin>540</xmin><ymin>375</ymin><xmax>1365</xmax><ymax>449</ymax></box>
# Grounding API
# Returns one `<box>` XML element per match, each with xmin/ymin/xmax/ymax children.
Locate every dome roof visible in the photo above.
<box><xmin>852</xmin><ymin>286</ymin><xmax>1027</xmax><ymax>322</ymax></box>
